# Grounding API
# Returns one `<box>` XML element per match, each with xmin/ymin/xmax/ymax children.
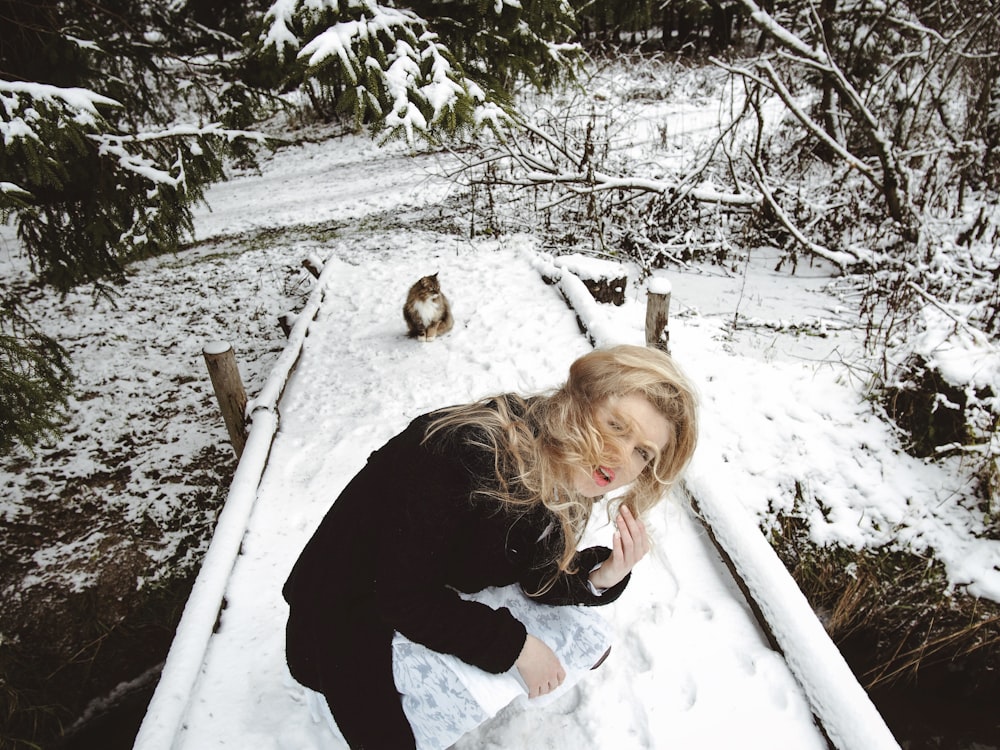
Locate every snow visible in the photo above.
<box><xmin>137</xmin><ymin>236</ymin><xmax>844</xmax><ymax>750</ymax></box>
<box><xmin>0</xmin><ymin>79</ymin><xmax>120</xmax><ymax>114</ymax></box>
<box><xmin>688</xmin><ymin>472</ymin><xmax>897</xmax><ymax>749</ymax></box>
<box><xmin>552</xmin><ymin>252</ymin><xmax>626</xmax><ymax>282</ymax></box>
<box><xmin>131</xmin><ymin>136</ymin><xmax>993</xmax><ymax>748</ymax></box>
<box><xmin>647</xmin><ymin>275</ymin><xmax>672</xmax><ymax>296</ymax></box>
<box><xmin>915</xmin><ymin>308</ymin><xmax>999</xmax><ymax>392</ymax></box>
<box><xmin>265</xmin><ymin>0</ymin><xmax>470</xmax><ymax>142</ymax></box>
<box><xmin>6</xmin><ymin>69</ymin><xmax>996</xmax><ymax>749</ymax></box>
<box><xmin>202</xmin><ymin>341</ymin><xmax>233</xmax><ymax>356</ymax></box>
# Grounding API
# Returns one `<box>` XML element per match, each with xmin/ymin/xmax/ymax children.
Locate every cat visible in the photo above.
<box><xmin>403</xmin><ymin>273</ymin><xmax>454</xmax><ymax>342</ymax></box>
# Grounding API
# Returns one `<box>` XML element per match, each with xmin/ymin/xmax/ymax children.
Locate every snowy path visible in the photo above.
<box><xmin>147</xmin><ymin>234</ymin><xmax>831</xmax><ymax>749</ymax></box>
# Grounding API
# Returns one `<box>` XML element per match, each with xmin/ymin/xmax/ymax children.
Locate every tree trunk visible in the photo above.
<box><xmin>645</xmin><ymin>290</ymin><xmax>671</xmax><ymax>354</ymax></box>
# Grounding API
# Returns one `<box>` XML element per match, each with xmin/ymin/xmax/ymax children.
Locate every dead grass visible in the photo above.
<box><xmin>769</xmin><ymin>512</ymin><xmax>1000</xmax><ymax>691</ymax></box>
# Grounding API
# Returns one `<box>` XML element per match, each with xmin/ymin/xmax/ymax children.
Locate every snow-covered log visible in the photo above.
<box><xmin>540</xmin><ymin>246</ymin><xmax>901</xmax><ymax>750</ymax></box>
<box><xmin>133</xmin><ymin>257</ymin><xmax>339</xmax><ymax>750</ymax></box>
<box><xmin>685</xmin><ymin>478</ymin><xmax>901</xmax><ymax>750</ymax></box>
<box><xmin>552</xmin><ymin>254</ymin><xmax>628</xmax><ymax>305</ymax></box>
<box><xmin>529</xmin><ymin>253</ymin><xmax>623</xmax><ymax>347</ymax></box>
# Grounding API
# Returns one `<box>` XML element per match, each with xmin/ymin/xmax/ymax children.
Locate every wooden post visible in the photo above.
<box><xmin>302</xmin><ymin>257</ymin><xmax>323</xmax><ymax>279</ymax></box>
<box><xmin>277</xmin><ymin>312</ymin><xmax>296</xmax><ymax>338</ymax></box>
<box><xmin>645</xmin><ymin>281</ymin><xmax>672</xmax><ymax>354</ymax></box>
<box><xmin>203</xmin><ymin>341</ymin><xmax>248</xmax><ymax>458</ymax></box>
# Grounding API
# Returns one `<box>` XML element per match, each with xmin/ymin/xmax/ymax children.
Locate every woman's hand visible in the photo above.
<box><xmin>589</xmin><ymin>505</ymin><xmax>650</xmax><ymax>591</ymax></box>
<box><xmin>515</xmin><ymin>634</ymin><xmax>566</xmax><ymax>699</ymax></box>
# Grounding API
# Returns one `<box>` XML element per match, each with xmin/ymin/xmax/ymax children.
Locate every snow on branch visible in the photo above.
<box><xmin>89</xmin><ymin>125</ymin><xmax>267</xmax><ymax>189</ymax></box>
<box><xmin>735</xmin><ymin>1</ymin><xmax>895</xmax><ymax>152</ymax></box>
<box><xmin>745</xmin><ymin>159</ymin><xmax>862</xmax><ymax>272</ymax></box>
<box><xmin>1</xmin><ymin>79</ymin><xmax>120</xmax><ymax>160</ymax></box>
<box><xmin>381</xmin><ymin>34</ymin><xmax>468</xmax><ymax>141</ymax></box>
<box><xmin>298</xmin><ymin>5</ymin><xmax>424</xmax><ymax>71</ymax></box>
<box><xmin>262</xmin><ymin>0</ymin><xmax>480</xmax><ymax>143</ymax></box>
<box><xmin>105</xmin><ymin>123</ymin><xmax>268</xmax><ymax>145</ymax></box>
<box><xmin>1</xmin><ymin>79</ymin><xmax>120</xmax><ymax>198</ymax></box>
<box><xmin>737</xmin><ymin>0</ymin><xmax>829</xmax><ymax>65</ymax></box>
<box><xmin>735</xmin><ymin>0</ymin><xmax>918</xmax><ymax>237</ymax></box>
<box><xmin>712</xmin><ymin>58</ymin><xmax>877</xmax><ymax>183</ymax></box>
<box><xmin>260</xmin><ymin>0</ymin><xmax>342</xmax><ymax>60</ymax></box>
<box><xmin>1</xmin><ymin>182</ymin><xmax>31</xmax><ymax>197</ymax></box>
<box><xmin>906</xmin><ymin>282</ymin><xmax>996</xmax><ymax>350</ymax></box>
<box><xmin>1</xmin><ymin>79</ymin><xmax>120</xmax><ymax>123</ymax></box>
<box><xmin>492</xmin><ymin>119</ymin><xmax>760</xmax><ymax>208</ymax></box>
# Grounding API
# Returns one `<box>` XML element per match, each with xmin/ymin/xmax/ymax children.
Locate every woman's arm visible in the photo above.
<box><xmin>369</xmin><ymin>430</ymin><xmax>529</xmax><ymax>674</ymax></box>
<box><xmin>588</xmin><ymin>505</ymin><xmax>650</xmax><ymax>590</ymax></box>
<box><xmin>522</xmin><ymin>506</ymin><xmax>650</xmax><ymax>606</ymax></box>
<box><xmin>521</xmin><ymin>545</ymin><xmax>631</xmax><ymax>606</ymax></box>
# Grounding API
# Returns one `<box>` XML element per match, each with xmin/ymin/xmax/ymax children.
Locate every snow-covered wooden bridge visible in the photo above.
<box><xmin>132</xmin><ymin>237</ymin><xmax>900</xmax><ymax>749</ymax></box>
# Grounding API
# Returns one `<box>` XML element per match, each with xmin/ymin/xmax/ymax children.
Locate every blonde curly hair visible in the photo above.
<box><xmin>424</xmin><ymin>345</ymin><xmax>698</xmax><ymax>575</ymax></box>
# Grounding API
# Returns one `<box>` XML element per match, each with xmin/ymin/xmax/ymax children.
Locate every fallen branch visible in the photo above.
<box><xmin>905</xmin><ymin>282</ymin><xmax>995</xmax><ymax>349</ymax></box>
<box><xmin>745</xmin><ymin>158</ymin><xmax>860</xmax><ymax>272</ymax></box>
<box><xmin>736</xmin><ymin>0</ymin><xmax>918</xmax><ymax>238</ymax></box>
<box><xmin>455</xmin><ymin>116</ymin><xmax>762</xmax><ymax>210</ymax></box>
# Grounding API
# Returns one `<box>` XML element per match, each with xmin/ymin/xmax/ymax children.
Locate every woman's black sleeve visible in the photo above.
<box><xmin>520</xmin><ymin>545</ymin><xmax>631</xmax><ymax>606</ymax></box>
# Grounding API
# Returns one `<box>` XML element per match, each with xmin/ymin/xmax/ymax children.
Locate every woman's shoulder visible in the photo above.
<box><xmin>418</xmin><ymin>394</ymin><xmax>535</xmax><ymax>477</ymax></box>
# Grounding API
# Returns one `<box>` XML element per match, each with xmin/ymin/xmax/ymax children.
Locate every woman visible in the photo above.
<box><xmin>283</xmin><ymin>344</ymin><xmax>698</xmax><ymax>748</ymax></box>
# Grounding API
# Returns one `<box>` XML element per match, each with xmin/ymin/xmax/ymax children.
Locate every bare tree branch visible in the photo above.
<box><xmin>736</xmin><ymin>0</ymin><xmax>919</xmax><ymax>238</ymax></box>
<box><xmin>745</xmin><ymin>157</ymin><xmax>861</xmax><ymax>272</ymax></box>
<box><xmin>712</xmin><ymin>56</ymin><xmax>878</xmax><ymax>181</ymax></box>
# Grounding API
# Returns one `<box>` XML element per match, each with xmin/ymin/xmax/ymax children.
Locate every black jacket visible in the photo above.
<box><xmin>282</xmin><ymin>403</ymin><xmax>628</xmax><ymax>747</ymax></box>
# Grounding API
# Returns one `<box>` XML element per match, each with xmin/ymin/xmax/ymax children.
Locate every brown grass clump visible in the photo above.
<box><xmin>769</xmin><ymin>513</ymin><xmax>1000</xmax><ymax>690</ymax></box>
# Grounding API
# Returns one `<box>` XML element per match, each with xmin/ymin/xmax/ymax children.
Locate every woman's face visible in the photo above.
<box><xmin>572</xmin><ymin>392</ymin><xmax>672</xmax><ymax>498</ymax></box>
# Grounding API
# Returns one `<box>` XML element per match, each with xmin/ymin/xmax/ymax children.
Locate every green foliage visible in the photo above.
<box><xmin>0</xmin><ymin>296</ymin><xmax>72</xmax><ymax>454</ymax></box>
<box><xmin>1</xmin><ymin>0</ymin><xmax>275</xmax><ymax>285</ymax></box>
<box><xmin>252</xmin><ymin>0</ymin><xmax>582</xmax><ymax>141</ymax></box>
<box><xmin>2</xmin><ymin>85</ymin><xmax>231</xmax><ymax>291</ymax></box>
<box><xmin>406</xmin><ymin>0</ymin><xmax>580</xmax><ymax>91</ymax></box>
<box><xmin>0</xmin><ymin>0</ymin><xmax>276</xmax><ymax>451</ymax></box>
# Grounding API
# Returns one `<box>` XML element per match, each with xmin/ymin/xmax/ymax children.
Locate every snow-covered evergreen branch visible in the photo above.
<box><xmin>257</xmin><ymin>0</ymin><xmax>577</xmax><ymax>142</ymax></box>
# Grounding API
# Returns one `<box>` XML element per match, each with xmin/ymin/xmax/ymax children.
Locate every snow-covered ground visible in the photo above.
<box><xmin>131</xmin><ymin>131</ymin><xmax>994</xmax><ymax>748</ymax></box>
<box><xmin>138</xmin><ymin>235</ymin><xmax>843</xmax><ymax>750</ymax></box>
<box><xmin>4</xmin><ymin>81</ymin><xmax>997</xmax><ymax>748</ymax></box>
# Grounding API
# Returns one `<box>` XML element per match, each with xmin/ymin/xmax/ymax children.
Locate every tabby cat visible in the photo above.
<box><xmin>403</xmin><ymin>273</ymin><xmax>454</xmax><ymax>342</ymax></box>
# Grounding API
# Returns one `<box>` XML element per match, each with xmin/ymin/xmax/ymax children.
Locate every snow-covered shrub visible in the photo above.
<box><xmin>883</xmin><ymin>354</ymin><xmax>974</xmax><ymax>456</ymax></box>
<box><xmin>879</xmin><ymin>307</ymin><xmax>1000</xmax><ymax>530</ymax></box>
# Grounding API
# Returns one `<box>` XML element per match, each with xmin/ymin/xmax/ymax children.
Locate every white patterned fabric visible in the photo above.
<box><xmin>391</xmin><ymin>584</ymin><xmax>613</xmax><ymax>750</ymax></box>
